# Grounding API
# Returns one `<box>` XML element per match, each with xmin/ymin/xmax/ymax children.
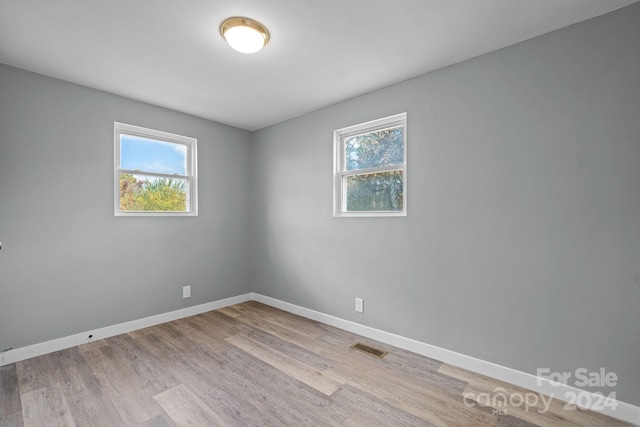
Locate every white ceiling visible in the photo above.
<box><xmin>1</xmin><ymin>0</ymin><xmax>637</xmax><ymax>131</ymax></box>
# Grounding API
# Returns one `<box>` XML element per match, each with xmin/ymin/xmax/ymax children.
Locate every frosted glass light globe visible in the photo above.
<box><xmin>221</xmin><ymin>18</ymin><xmax>269</xmax><ymax>54</ymax></box>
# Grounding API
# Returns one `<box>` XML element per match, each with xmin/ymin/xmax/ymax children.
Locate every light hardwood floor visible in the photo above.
<box><xmin>0</xmin><ymin>301</ymin><xmax>632</xmax><ymax>426</ymax></box>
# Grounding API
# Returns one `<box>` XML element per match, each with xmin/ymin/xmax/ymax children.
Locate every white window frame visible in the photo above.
<box><xmin>114</xmin><ymin>122</ymin><xmax>198</xmax><ymax>216</ymax></box>
<box><xmin>333</xmin><ymin>112</ymin><xmax>407</xmax><ymax>217</ymax></box>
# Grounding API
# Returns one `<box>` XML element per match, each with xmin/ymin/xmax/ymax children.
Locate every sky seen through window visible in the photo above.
<box><xmin>120</xmin><ymin>135</ymin><xmax>187</xmax><ymax>175</ymax></box>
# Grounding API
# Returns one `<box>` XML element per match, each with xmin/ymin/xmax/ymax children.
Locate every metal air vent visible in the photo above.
<box><xmin>351</xmin><ymin>342</ymin><xmax>387</xmax><ymax>358</ymax></box>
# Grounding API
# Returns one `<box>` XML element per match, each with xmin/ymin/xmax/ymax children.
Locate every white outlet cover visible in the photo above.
<box><xmin>355</xmin><ymin>297</ymin><xmax>364</xmax><ymax>313</ymax></box>
<box><xmin>183</xmin><ymin>286</ymin><xmax>191</xmax><ymax>298</ymax></box>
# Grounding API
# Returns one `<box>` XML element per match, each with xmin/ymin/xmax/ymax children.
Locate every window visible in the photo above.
<box><xmin>114</xmin><ymin>122</ymin><xmax>197</xmax><ymax>216</ymax></box>
<box><xmin>334</xmin><ymin>113</ymin><xmax>407</xmax><ymax>217</ymax></box>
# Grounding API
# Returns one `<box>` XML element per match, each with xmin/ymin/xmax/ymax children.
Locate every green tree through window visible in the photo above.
<box><xmin>115</xmin><ymin>122</ymin><xmax>197</xmax><ymax>216</ymax></box>
<box><xmin>334</xmin><ymin>113</ymin><xmax>407</xmax><ymax>216</ymax></box>
<box><xmin>119</xmin><ymin>174</ymin><xmax>187</xmax><ymax>212</ymax></box>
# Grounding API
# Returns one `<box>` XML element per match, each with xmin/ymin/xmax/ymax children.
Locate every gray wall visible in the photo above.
<box><xmin>1</xmin><ymin>1</ymin><xmax>639</xmax><ymax>408</ymax></box>
<box><xmin>0</xmin><ymin>65</ymin><xmax>252</xmax><ymax>349</ymax></box>
<box><xmin>251</xmin><ymin>4</ymin><xmax>640</xmax><ymax>405</ymax></box>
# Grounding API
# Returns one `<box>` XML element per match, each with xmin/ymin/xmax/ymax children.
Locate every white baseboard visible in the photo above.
<box><xmin>2</xmin><ymin>291</ymin><xmax>637</xmax><ymax>424</ymax></box>
<box><xmin>0</xmin><ymin>293</ymin><xmax>252</xmax><ymax>367</ymax></box>
<box><xmin>251</xmin><ymin>293</ymin><xmax>640</xmax><ymax>425</ymax></box>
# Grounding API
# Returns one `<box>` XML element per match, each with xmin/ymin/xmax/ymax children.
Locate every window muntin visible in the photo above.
<box><xmin>114</xmin><ymin>122</ymin><xmax>197</xmax><ymax>216</ymax></box>
<box><xmin>334</xmin><ymin>113</ymin><xmax>407</xmax><ymax>217</ymax></box>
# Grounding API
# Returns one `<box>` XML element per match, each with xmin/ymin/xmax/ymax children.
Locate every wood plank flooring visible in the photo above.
<box><xmin>0</xmin><ymin>301</ymin><xmax>632</xmax><ymax>426</ymax></box>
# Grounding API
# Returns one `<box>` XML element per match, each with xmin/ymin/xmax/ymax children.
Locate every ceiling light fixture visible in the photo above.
<box><xmin>220</xmin><ymin>17</ymin><xmax>269</xmax><ymax>54</ymax></box>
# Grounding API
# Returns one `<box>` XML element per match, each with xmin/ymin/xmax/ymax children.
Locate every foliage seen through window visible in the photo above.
<box><xmin>115</xmin><ymin>123</ymin><xmax>197</xmax><ymax>216</ymax></box>
<box><xmin>334</xmin><ymin>114</ymin><xmax>407</xmax><ymax>216</ymax></box>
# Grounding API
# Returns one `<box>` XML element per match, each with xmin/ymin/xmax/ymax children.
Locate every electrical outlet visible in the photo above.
<box><xmin>183</xmin><ymin>285</ymin><xmax>191</xmax><ymax>299</ymax></box>
<box><xmin>355</xmin><ymin>297</ymin><xmax>364</xmax><ymax>313</ymax></box>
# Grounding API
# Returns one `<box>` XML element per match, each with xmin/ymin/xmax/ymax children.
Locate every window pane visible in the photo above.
<box><xmin>345</xmin><ymin>126</ymin><xmax>404</xmax><ymax>171</ymax></box>
<box><xmin>120</xmin><ymin>134</ymin><xmax>187</xmax><ymax>175</ymax></box>
<box><xmin>346</xmin><ymin>170</ymin><xmax>403</xmax><ymax>211</ymax></box>
<box><xmin>119</xmin><ymin>174</ymin><xmax>188</xmax><ymax>212</ymax></box>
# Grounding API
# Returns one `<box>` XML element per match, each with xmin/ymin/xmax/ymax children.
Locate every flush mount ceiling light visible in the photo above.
<box><xmin>220</xmin><ymin>17</ymin><xmax>269</xmax><ymax>54</ymax></box>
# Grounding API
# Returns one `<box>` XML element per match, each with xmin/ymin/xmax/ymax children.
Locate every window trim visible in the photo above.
<box><xmin>333</xmin><ymin>112</ymin><xmax>407</xmax><ymax>217</ymax></box>
<box><xmin>114</xmin><ymin>122</ymin><xmax>198</xmax><ymax>216</ymax></box>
